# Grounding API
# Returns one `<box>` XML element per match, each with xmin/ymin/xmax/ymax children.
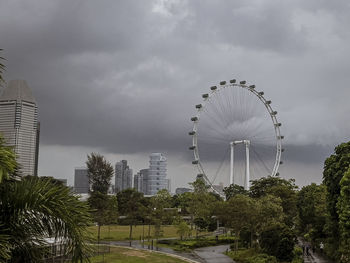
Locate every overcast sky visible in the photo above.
<box><xmin>1</xmin><ymin>0</ymin><xmax>350</xmax><ymax>190</ymax></box>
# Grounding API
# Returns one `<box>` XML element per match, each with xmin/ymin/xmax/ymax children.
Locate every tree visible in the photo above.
<box><xmin>86</xmin><ymin>153</ymin><xmax>113</xmax><ymax>194</ymax></box>
<box><xmin>175</xmin><ymin>220</ymin><xmax>191</xmax><ymax>240</ymax></box>
<box><xmin>323</xmin><ymin>142</ymin><xmax>350</xmax><ymax>258</ymax></box>
<box><xmin>117</xmin><ymin>188</ymin><xmax>147</xmax><ymax>245</ymax></box>
<box><xmin>151</xmin><ymin>189</ymin><xmax>173</xmax><ymax>239</ymax></box>
<box><xmin>218</xmin><ymin>194</ymin><xmax>257</xmax><ymax>250</ymax></box>
<box><xmin>0</xmin><ymin>175</ymin><xmax>92</xmax><ymax>262</ymax></box>
<box><xmin>86</xmin><ymin>153</ymin><xmax>114</xmax><ymax>247</ymax></box>
<box><xmin>88</xmin><ymin>192</ymin><xmax>118</xmax><ymax>243</ymax></box>
<box><xmin>0</xmin><ymin>136</ymin><xmax>16</xmax><ymax>183</ymax></box>
<box><xmin>250</xmin><ymin>176</ymin><xmax>298</xmax><ymax>227</ymax></box>
<box><xmin>297</xmin><ymin>183</ymin><xmax>327</xmax><ymax>242</ymax></box>
<box><xmin>337</xmin><ymin>167</ymin><xmax>350</xmax><ymax>261</ymax></box>
<box><xmin>188</xmin><ymin>179</ymin><xmax>220</xmax><ymax>236</ymax></box>
<box><xmin>223</xmin><ymin>183</ymin><xmax>248</xmax><ymax>200</ymax></box>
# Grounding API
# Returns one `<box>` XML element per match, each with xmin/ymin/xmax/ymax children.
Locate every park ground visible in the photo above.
<box><xmin>89</xmin><ymin>246</ymin><xmax>192</xmax><ymax>263</ymax></box>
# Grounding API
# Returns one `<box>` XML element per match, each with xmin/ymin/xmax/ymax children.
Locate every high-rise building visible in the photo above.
<box><xmin>74</xmin><ymin>167</ymin><xmax>89</xmax><ymax>194</ymax></box>
<box><xmin>0</xmin><ymin>80</ymin><xmax>39</xmax><ymax>176</ymax></box>
<box><xmin>134</xmin><ymin>168</ymin><xmax>148</xmax><ymax>194</ymax></box>
<box><xmin>115</xmin><ymin>160</ymin><xmax>133</xmax><ymax>193</ymax></box>
<box><xmin>147</xmin><ymin>153</ymin><xmax>169</xmax><ymax>195</ymax></box>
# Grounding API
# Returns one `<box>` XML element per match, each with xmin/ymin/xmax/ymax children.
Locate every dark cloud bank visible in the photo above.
<box><xmin>1</xmin><ymin>0</ymin><xmax>350</xmax><ymax>187</ymax></box>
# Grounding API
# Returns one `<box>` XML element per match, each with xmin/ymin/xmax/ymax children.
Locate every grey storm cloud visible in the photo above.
<box><xmin>1</xmin><ymin>0</ymin><xmax>350</xmax><ymax>186</ymax></box>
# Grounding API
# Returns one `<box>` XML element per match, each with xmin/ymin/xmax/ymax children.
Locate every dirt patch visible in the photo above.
<box><xmin>122</xmin><ymin>250</ymin><xmax>149</xmax><ymax>258</ymax></box>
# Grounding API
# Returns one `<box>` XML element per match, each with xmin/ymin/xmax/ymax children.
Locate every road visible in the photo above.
<box><xmin>194</xmin><ymin>245</ymin><xmax>235</xmax><ymax>263</ymax></box>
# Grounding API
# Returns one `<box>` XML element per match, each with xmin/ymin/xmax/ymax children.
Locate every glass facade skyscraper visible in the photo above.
<box><xmin>0</xmin><ymin>80</ymin><xmax>39</xmax><ymax>176</ymax></box>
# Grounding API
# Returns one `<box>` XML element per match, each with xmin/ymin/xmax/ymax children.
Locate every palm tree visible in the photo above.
<box><xmin>0</xmin><ymin>136</ymin><xmax>17</xmax><ymax>183</ymax></box>
<box><xmin>0</xmin><ymin>143</ymin><xmax>92</xmax><ymax>262</ymax></box>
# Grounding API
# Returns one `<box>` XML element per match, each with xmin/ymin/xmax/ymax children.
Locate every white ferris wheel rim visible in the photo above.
<box><xmin>190</xmin><ymin>79</ymin><xmax>283</xmax><ymax>194</ymax></box>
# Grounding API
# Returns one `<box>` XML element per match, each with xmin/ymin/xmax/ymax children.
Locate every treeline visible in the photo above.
<box><xmin>298</xmin><ymin>142</ymin><xmax>350</xmax><ymax>262</ymax></box>
<box><xmin>89</xmin><ymin>142</ymin><xmax>350</xmax><ymax>263</ymax></box>
<box><xmin>88</xmin><ymin>151</ymin><xmax>300</xmax><ymax>262</ymax></box>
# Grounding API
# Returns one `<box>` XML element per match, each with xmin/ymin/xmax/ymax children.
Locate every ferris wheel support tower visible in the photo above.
<box><xmin>230</xmin><ymin>140</ymin><xmax>251</xmax><ymax>190</ymax></box>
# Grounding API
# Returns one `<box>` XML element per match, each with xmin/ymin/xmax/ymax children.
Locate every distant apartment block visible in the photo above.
<box><xmin>74</xmin><ymin>168</ymin><xmax>89</xmax><ymax>193</ymax></box>
<box><xmin>146</xmin><ymin>153</ymin><xmax>170</xmax><ymax>195</ymax></box>
<box><xmin>134</xmin><ymin>168</ymin><xmax>148</xmax><ymax>194</ymax></box>
<box><xmin>115</xmin><ymin>160</ymin><xmax>133</xmax><ymax>193</ymax></box>
<box><xmin>0</xmin><ymin>80</ymin><xmax>39</xmax><ymax>176</ymax></box>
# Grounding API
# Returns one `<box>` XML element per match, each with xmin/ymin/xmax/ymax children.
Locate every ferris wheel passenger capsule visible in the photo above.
<box><xmin>280</xmin><ymin>161</ymin><xmax>283</xmax><ymax>165</ymax></box>
<box><xmin>192</xmin><ymin>160</ymin><xmax>199</xmax><ymax>164</ymax></box>
<box><xmin>240</xmin><ymin>80</ymin><xmax>246</xmax><ymax>85</ymax></box>
<box><xmin>258</xmin><ymin>91</ymin><xmax>264</xmax><ymax>96</ymax></box>
<box><xmin>202</xmin><ymin>94</ymin><xmax>209</xmax><ymax>99</ymax></box>
<box><xmin>276</xmin><ymin>172</ymin><xmax>280</xmax><ymax>176</ymax></box>
<box><xmin>210</xmin><ymin>86</ymin><xmax>217</xmax><ymax>90</ymax></box>
<box><xmin>271</xmin><ymin>111</ymin><xmax>278</xmax><ymax>115</ymax></box>
<box><xmin>191</xmin><ymin>117</ymin><xmax>198</xmax><ymax>122</ymax></box>
<box><xmin>189</xmin><ymin>146</ymin><xmax>196</xmax><ymax>150</ymax></box>
<box><xmin>220</xmin><ymin>81</ymin><xmax>226</xmax><ymax>85</ymax></box>
<box><xmin>195</xmin><ymin>104</ymin><xmax>202</xmax><ymax>109</ymax></box>
<box><xmin>281</xmin><ymin>148</ymin><xmax>285</xmax><ymax>152</ymax></box>
<box><xmin>278</xmin><ymin>135</ymin><xmax>284</xmax><ymax>139</ymax></box>
<box><xmin>249</xmin><ymin>85</ymin><xmax>255</xmax><ymax>89</ymax></box>
<box><xmin>189</xmin><ymin>131</ymin><xmax>196</xmax><ymax>135</ymax></box>
<box><xmin>266</xmin><ymin>100</ymin><xmax>271</xmax><ymax>104</ymax></box>
<box><xmin>275</xmin><ymin>123</ymin><xmax>282</xmax><ymax>127</ymax></box>
<box><xmin>230</xmin><ymin>79</ymin><xmax>236</xmax><ymax>83</ymax></box>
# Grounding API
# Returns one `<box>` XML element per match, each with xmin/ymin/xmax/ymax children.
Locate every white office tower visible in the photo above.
<box><xmin>74</xmin><ymin>167</ymin><xmax>89</xmax><ymax>194</ymax></box>
<box><xmin>0</xmin><ymin>80</ymin><xmax>39</xmax><ymax>176</ymax></box>
<box><xmin>115</xmin><ymin>160</ymin><xmax>133</xmax><ymax>193</ymax></box>
<box><xmin>147</xmin><ymin>153</ymin><xmax>169</xmax><ymax>195</ymax></box>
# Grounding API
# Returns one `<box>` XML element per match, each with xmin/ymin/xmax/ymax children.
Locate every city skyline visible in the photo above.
<box><xmin>1</xmin><ymin>1</ymin><xmax>350</xmax><ymax>189</ymax></box>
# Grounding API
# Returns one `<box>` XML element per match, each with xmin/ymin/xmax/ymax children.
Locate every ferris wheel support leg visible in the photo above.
<box><xmin>245</xmin><ymin>140</ymin><xmax>250</xmax><ymax>191</ymax></box>
<box><xmin>230</xmin><ymin>142</ymin><xmax>234</xmax><ymax>185</ymax></box>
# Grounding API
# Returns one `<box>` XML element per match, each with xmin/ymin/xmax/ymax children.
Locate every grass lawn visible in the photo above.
<box><xmin>88</xmin><ymin>225</ymin><xmax>179</xmax><ymax>241</ymax></box>
<box><xmin>90</xmin><ymin>246</ymin><xmax>189</xmax><ymax>263</ymax></box>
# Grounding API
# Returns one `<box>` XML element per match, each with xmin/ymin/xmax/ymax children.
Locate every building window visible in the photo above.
<box><xmin>157</xmin><ymin>172</ymin><xmax>159</xmax><ymax>175</ymax></box>
<box><xmin>157</xmin><ymin>188</ymin><xmax>159</xmax><ymax>190</ymax></box>
<box><xmin>157</xmin><ymin>177</ymin><xmax>159</xmax><ymax>180</ymax></box>
<box><xmin>157</xmin><ymin>183</ymin><xmax>159</xmax><ymax>185</ymax></box>
<box><xmin>157</xmin><ymin>167</ymin><xmax>159</xmax><ymax>170</ymax></box>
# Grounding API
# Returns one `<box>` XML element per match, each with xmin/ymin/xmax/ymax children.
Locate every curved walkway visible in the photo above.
<box><xmin>194</xmin><ymin>245</ymin><xmax>235</xmax><ymax>263</ymax></box>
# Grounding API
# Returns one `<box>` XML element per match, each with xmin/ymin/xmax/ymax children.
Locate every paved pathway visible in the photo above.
<box><xmin>298</xmin><ymin>238</ymin><xmax>334</xmax><ymax>263</ymax></box>
<box><xmin>194</xmin><ymin>245</ymin><xmax>235</xmax><ymax>263</ymax></box>
<box><xmin>303</xmin><ymin>251</ymin><xmax>334</xmax><ymax>263</ymax></box>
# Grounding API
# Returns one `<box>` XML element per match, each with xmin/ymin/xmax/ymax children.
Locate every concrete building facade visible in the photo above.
<box><xmin>74</xmin><ymin>168</ymin><xmax>89</xmax><ymax>194</ymax></box>
<box><xmin>115</xmin><ymin>160</ymin><xmax>133</xmax><ymax>193</ymax></box>
<box><xmin>146</xmin><ymin>153</ymin><xmax>169</xmax><ymax>195</ymax></box>
<box><xmin>134</xmin><ymin>168</ymin><xmax>148</xmax><ymax>194</ymax></box>
<box><xmin>0</xmin><ymin>80</ymin><xmax>39</xmax><ymax>176</ymax></box>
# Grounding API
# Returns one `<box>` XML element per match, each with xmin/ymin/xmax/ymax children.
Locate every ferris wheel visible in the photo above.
<box><xmin>189</xmin><ymin>79</ymin><xmax>284</xmax><ymax>194</ymax></box>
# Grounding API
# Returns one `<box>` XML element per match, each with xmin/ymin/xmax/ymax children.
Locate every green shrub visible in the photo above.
<box><xmin>227</xmin><ymin>249</ymin><xmax>277</xmax><ymax>263</ymax></box>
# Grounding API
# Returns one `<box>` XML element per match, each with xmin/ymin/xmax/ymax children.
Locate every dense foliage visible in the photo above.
<box><xmin>0</xmin><ymin>138</ymin><xmax>92</xmax><ymax>262</ymax></box>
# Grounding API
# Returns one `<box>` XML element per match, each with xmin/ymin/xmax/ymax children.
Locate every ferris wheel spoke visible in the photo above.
<box><xmin>210</xmin><ymin>145</ymin><xmax>230</xmax><ymax>185</ymax></box>
<box><xmin>207</xmin><ymin>95</ymin><xmax>231</xmax><ymax>128</ymax></box>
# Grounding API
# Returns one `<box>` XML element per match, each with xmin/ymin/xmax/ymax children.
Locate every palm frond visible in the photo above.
<box><xmin>0</xmin><ymin>176</ymin><xmax>93</xmax><ymax>262</ymax></box>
